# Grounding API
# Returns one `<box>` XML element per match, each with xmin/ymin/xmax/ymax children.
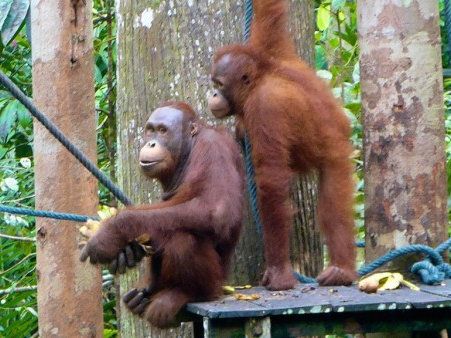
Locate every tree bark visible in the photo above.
<box><xmin>31</xmin><ymin>0</ymin><xmax>103</xmax><ymax>336</ymax></box>
<box><xmin>358</xmin><ymin>0</ymin><xmax>447</xmax><ymax>268</ymax></box>
<box><xmin>116</xmin><ymin>0</ymin><xmax>320</xmax><ymax>335</ymax></box>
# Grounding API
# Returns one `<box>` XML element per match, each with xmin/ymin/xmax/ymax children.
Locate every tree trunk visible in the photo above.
<box><xmin>116</xmin><ymin>0</ymin><xmax>320</xmax><ymax>335</ymax></box>
<box><xmin>358</xmin><ymin>0</ymin><xmax>447</xmax><ymax>268</ymax></box>
<box><xmin>31</xmin><ymin>0</ymin><xmax>103</xmax><ymax>336</ymax></box>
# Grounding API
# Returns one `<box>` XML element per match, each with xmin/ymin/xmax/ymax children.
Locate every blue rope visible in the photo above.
<box><xmin>242</xmin><ymin>136</ymin><xmax>263</xmax><ymax>234</ymax></box>
<box><xmin>445</xmin><ymin>0</ymin><xmax>451</xmax><ymax>53</ymax></box>
<box><xmin>3</xmin><ymin>204</ymin><xmax>448</xmax><ymax>285</ymax></box>
<box><xmin>356</xmin><ymin>240</ymin><xmax>365</xmax><ymax>248</ymax></box>
<box><xmin>363</xmin><ymin>241</ymin><xmax>451</xmax><ymax>285</ymax></box>
<box><xmin>241</xmin><ymin>0</ymin><xmax>263</xmax><ymax>234</ymax></box>
<box><xmin>0</xmin><ymin>71</ymin><xmax>132</xmax><ymax>206</ymax></box>
<box><xmin>0</xmin><ymin>204</ymin><xmax>98</xmax><ymax>222</ymax></box>
<box><xmin>243</xmin><ymin>0</ymin><xmax>253</xmax><ymax>41</ymax></box>
<box><xmin>295</xmin><ymin>240</ymin><xmax>451</xmax><ymax>285</ymax></box>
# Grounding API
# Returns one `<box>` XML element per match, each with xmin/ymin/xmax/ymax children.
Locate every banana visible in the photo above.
<box><xmin>358</xmin><ymin>272</ymin><xmax>419</xmax><ymax>293</ymax></box>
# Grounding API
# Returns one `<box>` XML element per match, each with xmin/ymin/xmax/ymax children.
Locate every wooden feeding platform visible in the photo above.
<box><xmin>183</xmin><ymin>279</ymin><xmax>451</xmax><ymax>337</ymax></box>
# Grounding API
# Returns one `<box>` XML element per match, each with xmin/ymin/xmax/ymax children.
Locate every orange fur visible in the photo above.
<box><xmin>211</xmin><ymin>0</ymin><xmax>357</xmax><ymax>289</ymax></box>
<box><xmin>81</xmin><ymin>102</ymin><xmax>245</xmax><ymax>326</ymax></box>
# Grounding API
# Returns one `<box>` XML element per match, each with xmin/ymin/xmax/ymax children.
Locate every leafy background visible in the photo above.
<box><xmin>0</xmin><ymin>0</ymin><xmax>449</xmax><ymax>336</ymax></box>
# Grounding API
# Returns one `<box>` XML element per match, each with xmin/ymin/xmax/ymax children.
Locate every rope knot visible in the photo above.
<box><xmin>411</xmin><ymin>260</ymin><xmax>451</xmax><ymax>285</ymax></box>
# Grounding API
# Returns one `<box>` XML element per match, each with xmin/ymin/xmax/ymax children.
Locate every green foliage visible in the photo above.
<box><xmin>315</xmin><ymin>0</ymin><xmax>363</xmax><ymax>240</ymax></box>
<box><xmin>0</xmin><ymin>0</ymin><xmax>29</xmax><ymax>47</ymax></box>
<box><xmin>0</xmin><ymin>5</ymin><xmax>35</xmax><ymax>332</ymax></box>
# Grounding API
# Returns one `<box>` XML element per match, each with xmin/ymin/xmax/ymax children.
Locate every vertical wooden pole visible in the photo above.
<box><xmin>358</xmin><ymin>0</ymin><xmax>447</xmax><ymax>266</ymax></box>
<box><xmin>31</xmin><ymin>0</ymin><xmax>103</xmax><ymax>336</ymax></box>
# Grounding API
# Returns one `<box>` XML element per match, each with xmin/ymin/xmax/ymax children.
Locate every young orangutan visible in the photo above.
<box><xmin>207</xmin><ymin>0</ymin><xmax>357</xmax><ymax>290</ymax></box>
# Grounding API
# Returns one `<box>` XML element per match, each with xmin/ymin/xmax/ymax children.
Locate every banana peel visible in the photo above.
<box><xmin>222</xmin><ymin>285</ymin><xmax>252</xmax><ymax>295</ymax></box>
<box><xmin>234</xmin><ymin>293</ymin><xmax>261</xmax><ymax>301</ymax></box>
<box><xmin>223</xmin><ymin>284</ymin><xmax>257</xmax><ymax>300</ymax></box>
<box><xmin>358</xmin><ymin>272</ymin><xmax>420</xmax><ymax>293</ymax></box>
<box><xmin>222</xmin><ymin>286</ymin><xmax>236</xmax><ymax>294</ymax></box>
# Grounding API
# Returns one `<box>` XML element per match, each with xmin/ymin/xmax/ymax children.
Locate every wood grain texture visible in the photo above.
<box><xmin>358</xmin><ymin>0</ymin><xmax>447</xmax><ymax>266</ymax></box>
<box><xmin>31</xmin><ymin>0</ymin><xmax>102</xmax><ymax>335</ymax></box>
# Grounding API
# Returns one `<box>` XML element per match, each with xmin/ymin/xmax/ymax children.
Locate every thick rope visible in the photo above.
<box><xmin>358</xmin><ymin>241</ymin><xmax>451</xmax><ymax>283</ymax></box>
<box><xmin>242</xmin><ymin>137</ymin><xmax>263</xmax><ymax>233</ymax></box>
<box><xmin>295</xmin><ymin>240</ymin><xmax>451</xmax><ymax>285</ymax></box>
<box><xmin>242</xmin><ymin>0</ymin><xmax>264</xmax><ymax>235</ymax></box>
<box><xmin>0</xmin><ymin>71</ymin><xmax>132</xmax><ymax>206</ymax></box>
<box><xmin>243</xmin><ymin>0</ymin><xmax>253</xmax><ymax>40</ymax></box>
<box><xmin>445</xmin><ymin>0</ymin><xmax>451</xmax><ymax>53</ymax></box>
<box><xmin>0</xmin><ymin>204</ymin><xmax>98</xmax><ymax>222</ymax></box>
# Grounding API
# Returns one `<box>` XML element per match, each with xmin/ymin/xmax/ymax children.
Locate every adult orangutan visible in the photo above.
<box><xmin>208</xmin><ymin>0</ymin><xmax>357</xmax><ymax>289</ymax></box>
<box><xmin>80</xmin><ymin>101</ymin><xmax>244</xmax><ymax>327</ymax></box>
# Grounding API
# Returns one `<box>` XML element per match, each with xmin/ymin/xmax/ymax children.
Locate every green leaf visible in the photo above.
<box><xmin>0</xmin><ymin>89</ymin><xmax>11</xmax><ymax>99</ymax></box>
<box><xmin>1</xmin><ymin>0</ymin><xmax>29</xmax><ymax>45</ymax></box>
<box><xmin>329</xmin><ymin>37</ymin><xmax>340</xmax><ymax>48</ymax></box>
<box><xmin>15</xmin><ymin>100</ymin><xmax>31</xmax><ymax>128</ymax></box>
<box><xmin>0</xmin><ymin>0</ymin><xmax>14</xmax><ymax>31</ymax></box>
<box><xmin>331</xmin><ymin>0</ymin><xmax>346</xmax><ymax>12</ymax></box>
<box><xmin>315</xmin><ymin>45</ymin><xmax>327</xmax><ymax>69</ymax></box>
<box><xmin>317</xmin><ymin>5</ymin><xmax>331</xmax><ymax>31</ymax></box>
<box><xmin>0</xmin><ymin>100</ymin><xmax>17</xmax><ymax>141</ymax></box>
<box><xmin>103</xmin><ymin>329</ymin><xmax>118</xmax><ymax>338</ymax></box>
<box><xmin>0</xmin><ymin>144</ymin><xmax>7</xmax><ymax>158</ymax></box>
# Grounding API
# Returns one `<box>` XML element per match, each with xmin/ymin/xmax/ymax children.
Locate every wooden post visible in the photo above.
<box><xmin>244</xmin><ymin>317</ymin><xmax>271</xmax><ymax>338</ymax></box>
<box><xmin>358</xmin><ymin>0</ymin><xmax>447</xmax><ymax>266</ymax></box>
<box><xmin>115</xmin><ymin>0</ymin><xmax>319</xmax><ymax>335</ymax></box>
<box><xmin>31</xmin><ymin>0</ymin><xmax>103</xmax><ymax>336</ymax></box>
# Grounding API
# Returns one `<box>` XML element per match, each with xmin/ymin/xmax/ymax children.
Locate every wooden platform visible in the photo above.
<box><xmin>184</xmin><ymin>279</ymin><xmax>451</xmax><ymax>337</ymax></box>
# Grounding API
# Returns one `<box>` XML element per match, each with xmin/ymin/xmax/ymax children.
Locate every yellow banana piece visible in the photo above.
<box><xmin>234</xmin><ymin>293</ymin><xmax>260</xmax><ymax>301</ymax></box>
<box><xmin>222</xmin><ymin>285</ymin><xmax>253</xmax><ymax>294</ymax></box>
<box><xmin>222</xmin><ymin>286</ymin><xmax>236</xmax><ymax>294</ymax></box>
<box><xmin>359</xmin><ymin>272</ymin><xmax>419</xmax><ymax>293</ymax></box>
<box><xmin>378</xmin><ymin>273</ymin><xmax>403</xmax><ymax>291</ymax></box>
<box><xmin>234</xmin><ymin>285</ymin><xmax>252</xmax><ymax>290</ymax></box>
<box><xmin>358</xmin><ymin>272</ymin><xmax>392</xmax><ymax>293</ymax></box>
<box><xmin>80</xmin><ymin>206</ymin><xmax>118</xmax><ymax>239</ymax></box>
<box><xmin>400</xmin><ymin>279</ymin><xmax>420</xmax><ymax>291</ymax></box>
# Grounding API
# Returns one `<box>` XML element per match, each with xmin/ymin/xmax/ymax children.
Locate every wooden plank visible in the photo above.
<box><xmin>186</xmin><ymin>295</ymin><xmax>267</xmax><ymax>318</ymax></box>
<box><xmin>327</xmin><ymin>283</ymin><xmax>451</xmax><ymax>312</ymax></box>
<box><xmin>245</xmin><ymin>285</ymin><xmax>332</xmax><ymax>316</ymax></box>
<box><xmin>186</xmin><ymin>280</ymin><xmax>451</xmax><ymax>319</ymax></box>
<box><xmin>419</xmin><ymin>279</ymin><xmax>451</xmax><ymax>298</ymax></box>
